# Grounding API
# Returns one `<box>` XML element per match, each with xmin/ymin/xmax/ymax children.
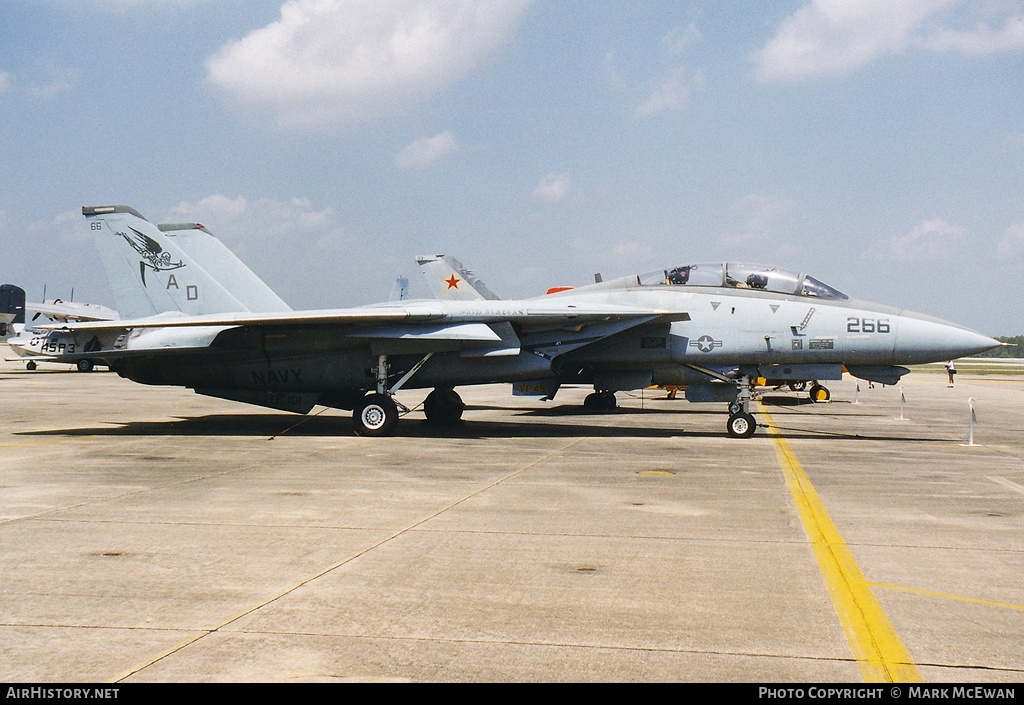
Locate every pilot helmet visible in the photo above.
<box><xmin>746</xmin><ymin>273</ymin><xmax>768</xmax><ymax>289</ymax></box>
<box><xmin>667</xmin><ymin>266</ymin><xmax>690</xmax><ymax>285</ymax></box>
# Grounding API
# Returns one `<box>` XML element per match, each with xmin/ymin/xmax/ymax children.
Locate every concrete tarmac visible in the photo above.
<box><xmin>1</xmin><ymin>359</ymin><xmax>1022</xmax><ymax>683</ymax></box>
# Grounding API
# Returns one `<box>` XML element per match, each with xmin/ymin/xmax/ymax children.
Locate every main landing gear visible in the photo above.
<box><xmin>353</xmin><ymin>393</ymin><xmax>400</xmax><ymax>437</ymax></box>
<box><xmin>351</xmin><ymin>353</ymin><xmax>434</xmax><ymax>437</ymax></box>
<box><xmin>583</xmin><ymin>390</ymin><xmax>617</xmax><ymax>411</ymax></box>
<box><xmin>423</xmin><ymin>387</ymin><xmax>465</xmax><ymax>426</ymax></box>
<box><xmin>350</xmin><ymin>354</ymin><xmax>466</xmax><ymax>436</ymax></box>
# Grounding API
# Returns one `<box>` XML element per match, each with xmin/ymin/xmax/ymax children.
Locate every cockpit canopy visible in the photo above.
<box><xmin>639</xmin><ymin>262</ymin><xmax>848</xmax><ymax>300</ymax></box>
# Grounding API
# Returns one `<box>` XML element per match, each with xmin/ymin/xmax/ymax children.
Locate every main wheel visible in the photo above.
<box><xmin>727</xmin><ymin>411</ymin><xmax>757</xmax><ymax>438</ymax></box>
<box><xmin>353</xmin><ymin>393</ymin><xmax>399</xmax><ymax>437</ymax></box>
<box><xmin>424</xmin><ymin>387</ymin><xmax>464</xmax><ymax>425</ymax></box>
<box><xmin>584</xmin><ymin>391</ymin><xmax>617</xmax><ymax>411</ymax></box>
<box><xmin>77</xmin><ymin>359</ymin><xmax>94</xmax><ymax>373</ymax></box>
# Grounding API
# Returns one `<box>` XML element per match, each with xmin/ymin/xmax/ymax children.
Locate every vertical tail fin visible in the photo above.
<box><xmin>0</xmin><ymin>284</ymin><xmax>26</xmax><ymax>340</ymax></box>
<box><xmin>1</xmin><ymin>284</ymin><xmax>26</xmax><ymax>325</ymax></box>
<box><xmin>157</xmin><ymin>223</ymin><xmax>290</xmax><ymax>313</ymax></box>
<box><xmin>83</xmin><ymin>206</ymin><xmax>289</xmax><ymax>318</ymax></box>
<box><xmin>415</xmin><ymin>254</ymin><xmax>501</xmax><ymax>301</ymax></box>
<box><xmin>388</xmin><ymin>275</ymin><xmax>410</xmax><ymax>302</ymax></box>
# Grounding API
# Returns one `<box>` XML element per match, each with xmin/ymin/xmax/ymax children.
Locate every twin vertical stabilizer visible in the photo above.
<box><xmin>83</xmin><ymin>205</ymin><xmax>290</xmax><ymax>318</ymax></box>
<box><xmin>415</xmin><ymin>254</ymin><xmax>501</xmax><ymax>301</ymax></box>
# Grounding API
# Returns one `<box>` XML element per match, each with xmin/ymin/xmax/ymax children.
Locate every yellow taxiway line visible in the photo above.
<box><xmin>759</xmin><ymin>403</ymin><xmax>922</xmax><ymax>683</ymax></box>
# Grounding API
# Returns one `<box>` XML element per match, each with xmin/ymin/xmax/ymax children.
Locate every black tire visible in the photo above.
<box><xmin>584</xmin><ymin>391</ymin><xmax>616</xmax><ymax>411</ymax></box>
<box><xmin>353</xmin><ymin>394</ymin><xmax>399</xmax><ymax>437</ymax></box>
<box><xmin>77</xmin><ymin>359</ymin><xmax>94</xmax><ymax>373</ymax></box>
<box><xmin>809</xmin><ymin>384</ymin><xmax>831</xmax><ymax>402</ymax></box>
<box><xmin>600</xmin><ymin>391</ymin><xmax>617</xmax><ymax>410</ymax></box>
<box><xmin>424</xmin><ymin>388</ymin><xmax>464</xmax><ymax>425</ymax></box>
<box><xmin>727</xmin><ymin>411</ymin><xmax>757</xmax><ymax>438</ymax></box>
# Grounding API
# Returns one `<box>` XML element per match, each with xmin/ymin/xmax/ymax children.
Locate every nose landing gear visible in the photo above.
<box><xmin>727</xmin><ymin>410</ymin><xmax>757</xmax><ymax>438</ymax></box>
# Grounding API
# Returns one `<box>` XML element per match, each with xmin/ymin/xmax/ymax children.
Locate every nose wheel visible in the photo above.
<box><xmin>727</xmin><ymin>411</ymin><xmax>757</xmax><ymax>438</ymax></box>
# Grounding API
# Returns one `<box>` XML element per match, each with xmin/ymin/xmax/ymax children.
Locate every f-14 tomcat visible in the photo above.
<box><xmin>39</xmin><ymin>205</ymin><xmax>1000</xmax><ymax>438</ymax></box>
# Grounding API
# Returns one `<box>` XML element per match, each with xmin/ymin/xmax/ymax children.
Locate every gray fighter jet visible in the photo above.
<box><xmin>40</xmin><ymin>205</ymin><xmax>1000</xmax><ymax>438</ymax></box>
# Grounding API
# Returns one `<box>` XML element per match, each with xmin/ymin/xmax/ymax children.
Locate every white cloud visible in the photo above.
<box><xmin>875</xmin><ymin>218</ymin><xmax>967</xmax><ymax>261</ymax></box>
<box><xmin>603</xmin><ymin>52</ymin><xmax>627</xmax><ymax>91</ymax></box>
<box><xmin>918</xmin><ymin>14</ymin><xmax>1024</xmax><ymax>54</ymax></box>
<box><xmin>997</xmin><ymin>222</ymin><xmax>1024</xmax><ymax>259</ymax></box>
<box><xmin>206</xmin><ymin>0</ymin><xmax>532</xmax><ymax>130</ymax></box>
<box><xmin>166</xmin><ymin>194</ymin><xmax>340</xmax><ymax>252</ymax></box>
<box><xmin>394</xmin><ymin>131</ymin><xmax>458</xmax><ymax>170</ymax></box>
<box><xmin>611</xmin><ymin>240</ymin><xmax>653</xmax><ymax>262</ymax></box>
<box><xmin>163</xmin><ymin>194</ymin><xmax>360</xmax><ymax>306</ymax></box>
<box><xmin>752</xmin><ymin>0</ymin><xmax>1024</xmax><ymax>82</ymax></box>
<box><xmin>531</xmin><ymin>172</ymin><xmax>580</xmax><ymax>205</ymax></box>
<box><xmin>753</xmin><ymin>0</ymin><xmax>953</xmax><ymax>81</ymax></box>
<box><xmin>660</xmin><ymin>23</ymin><xmax>702</xmax><ymax>57</ymax></box>
<box><xmin>717</xmin><ymin>194</ymin><xmax>798</xmax><ymax>249</ymax></box>
<box><xmin>29</xmin><ymin>68</ymin><xmax>80</xmax><ymax>98</ymax></box>
<box><xmin>619</xmin><ymin>24</ymin><xmax>705</xmax><ymax>121</ymax></box>
<box><xmin>633</xmin><ymin>66</ymin><xmax>705</xmax><ymax>121</ymax></box>
<box><xmin>0</xmin><ymin>66</ymin><xmax>79</xmax><ymax>99</ymax></box>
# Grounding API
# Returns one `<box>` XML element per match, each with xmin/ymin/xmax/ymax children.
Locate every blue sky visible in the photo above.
<box><xmin>2</xmin><ymin>0</ymin><xmax>1023</xmax><ymax>334</ymax></box>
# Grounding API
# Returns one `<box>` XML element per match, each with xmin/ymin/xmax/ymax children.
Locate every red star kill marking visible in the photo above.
<box><xmin>445</xmin><ymin>275</ymin><xmax>461</xmax><ymax>290</ymax></box>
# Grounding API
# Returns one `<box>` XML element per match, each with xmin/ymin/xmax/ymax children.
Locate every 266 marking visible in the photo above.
<box><xmin>847</xmin><ymin>317</ymin><xmax>890</xmax><ymax>334</ymax></box>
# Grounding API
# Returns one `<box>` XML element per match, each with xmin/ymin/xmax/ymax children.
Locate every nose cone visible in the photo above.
<box><xmin>896</xmin><ymin>313</ymin><xmax>1000</xmax><ymax>364</ymax></box>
